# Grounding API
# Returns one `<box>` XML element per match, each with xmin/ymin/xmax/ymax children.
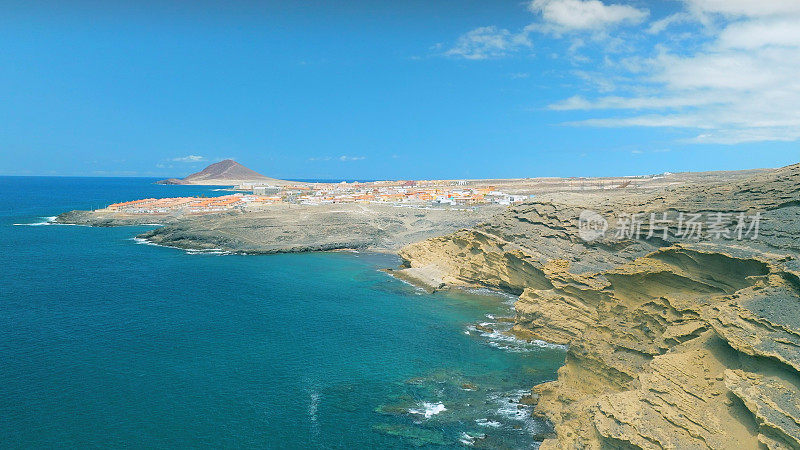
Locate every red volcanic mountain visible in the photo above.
<box><xmin>157</xmin><ymin>160</ymin><xmax>285</xmax><ymax>185</ymax></box>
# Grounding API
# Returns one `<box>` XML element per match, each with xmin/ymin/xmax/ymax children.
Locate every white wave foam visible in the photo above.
<box><xmin>475</xmin><ymin>418</ymin><xmax>502</xmax><ymax>428</ymax></box>
<box><xmin>408</xmin><ymin>402</ymin><xmax>446</xmax><ymax>419</ymax></box>
<box><xmin>493</xmin><ymin>389</ymin><xmax>533</xmax><ymax>422</ymax></box>
<box><xmin>185</xmin><ymin>248</ymin><xmax>230</xmax><ymax>255</ymax></box>
<box><xmin>468</xmin><ymin>321</ymin><xmax>567</xmax><ymax>353</ymax></box>
<box><xmin>13</xmin><ymin>216</ymin><xmax>61</xmax><ymax>226</ymax></box>
<box><xmin>484</xmin><ymin>330</ymin><xmax>566</xmax><ymax>352</ymax></box>
<box><xmin>385</xmin><ymin>273</ymin><xmax>430</xmax><ymax>295</ymax></box>
<box><xmin>496</xmin><ymin>402</ymin><xmax>529</xmax><ymax>420</ymax></box>
<box><xmin>493</xmin><ymin>331</ymin><xmax>564</xmax><ymax>350</ymax></box>
<box><xmin>308</xmin><ymin>390</ymin><xmax>320</xmax><ymax>424</ymax></box>
<box><xmin>489</xmin><ymin>389</ymin><xmax>554</xmax><ymax>435</ymax></box>
<box><xmin>458</xmin><ymin>431</ymin><xmax>485</xmax><ymax>446</ymax></box>
<box><xmin>130</xmin><ymin>237</ymin><xmax>232</xmax><ymax>255</ymax></box>
<box><xmin>461</xmin><ymin>286</ymin><xmax>519</xmax><ymax>304</ymax></box>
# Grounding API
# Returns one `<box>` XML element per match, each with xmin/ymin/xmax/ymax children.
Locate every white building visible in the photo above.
<box><xmin>253</xmin><ymin>186</ymin><xmax>281</xmax><ymax>196</ymax></box>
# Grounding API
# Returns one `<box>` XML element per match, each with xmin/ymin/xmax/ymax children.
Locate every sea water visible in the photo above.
<box><xmin>0</xmin><ymin>177</ymin><xmax>565</xmax><ymax>448</ymax></box>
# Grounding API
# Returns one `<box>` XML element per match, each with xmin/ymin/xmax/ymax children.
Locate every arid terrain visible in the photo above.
<box><xmin>57</xmin><ymin>203</ymin><xmax>505</xmax><ymax>253</ymax></box>
<box><xmin>397</xmin><ymin>163</ymin><xmax>800</xmax><ymax>448</ymax></box>
<box><xmin>57</xmin><ymin>167</ymin><xmax>765</xmax><ymax>254</ymax></box>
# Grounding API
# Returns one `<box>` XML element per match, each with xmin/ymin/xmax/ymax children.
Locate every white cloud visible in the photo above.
<box><xmin>717</xmin><ymin>18</ymin><xmax>800</xmax><ymax>49</ymax></box>
<box><xmin>529</xmin><ymin>0</ymin><xmax>648</xmax><ymax>32</ymax></box>
<box><xmin>339</xmin><ymin>155</ymin><xmax>365</xmax><ymax>161</ymax></box>
<box><xmin>444</xmin><ymin>0</ymin><xmax>646</xmax><ymax>59</ymax></box>
<box><xmin>549</xmin><ymin>2</ymin><xmax>800</xmax><ymax>144</ymax></box>
<box><xmin>688</xmin><ymin>128</ymin><xmax>800</xmax><ymax>144</ymax></box>
<box><xmin>308</xmin><ymin>155</ymin><xmax>366</xmax><ymax>162</ymax></box>
<box><xmin>445</xmin><ymin>26</ymin><xmax>531</xmax><ymax>60</ymax></box>
<box><xmin>568</xmin><ymin>114</ymin><xmax>717</xmax><ymax>129</ymax></box>
<box><xmin>549</xmin><ymin>94</ymin><xmax>726</xmax><ymax>111</ymax></box>
<box><xmin>647</xmin><ymin>13</ymin><xmax>693</xmax><ymax>34</ymax></box>
<box><xmin>442</xmin><ymin>0</ymin><xmax>800</xmax><ymax>144</ymax></box>
<box><xmin>682</xmin><ymin>0</ymin><xmax>800</xmax><ymax>18</ymax></box>
<box><xmin>170</xmin><ymin>155</ymin><xmax>207</xmax><ymax>162</ymax></box>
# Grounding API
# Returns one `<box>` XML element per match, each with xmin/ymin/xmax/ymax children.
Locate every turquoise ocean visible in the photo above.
<box><xmin>1</xmin><ymin>177</ymin><xmax>565</xmax><ymax>448</ymax></box>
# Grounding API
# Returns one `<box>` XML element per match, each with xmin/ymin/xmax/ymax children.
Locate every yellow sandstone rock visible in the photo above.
<box><xmin>399</xmin><ymin>163</ymin><xmax>800</xmax><ymax>449</ymax></box>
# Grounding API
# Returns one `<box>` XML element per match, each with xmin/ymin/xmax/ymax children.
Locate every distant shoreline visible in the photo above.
<box><xmin>55</xmin><ymin>202</ymin><xmax>504</xmax><ymax>256</ymax></box>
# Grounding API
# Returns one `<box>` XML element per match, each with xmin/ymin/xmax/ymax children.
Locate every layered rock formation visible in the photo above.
<box><xmin>398</xmin><ymin>164</ymin><xmax>800</xmax><ymax>449</ymax></box>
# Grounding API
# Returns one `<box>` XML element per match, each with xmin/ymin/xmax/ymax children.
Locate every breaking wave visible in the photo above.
<box><xmin>408</xmin><ymin>402</ymin><xmax>446</xmax><ymax>419</ymax></box>
<box><xmin>130</xmin><ymin>237</ymin><xmax>232</xmax><ymax>255</ymax></box>
<box><xmin>467</xmin><ymin>321</ymin><xmax>567</xmax><ymax>353</ymax></box>
<box><xmin>13</xmin><ymin>216</ymin><xmax>66</xmax><ymax>226</ymax></box>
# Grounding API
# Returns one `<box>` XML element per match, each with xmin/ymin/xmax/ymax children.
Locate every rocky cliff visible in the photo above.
<box><xmin>398</xmin><ymin>164</ymin><xmax>800</xmax><ymax>449</ymax></box>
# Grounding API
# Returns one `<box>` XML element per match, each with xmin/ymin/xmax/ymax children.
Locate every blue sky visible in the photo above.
<box><xmin>1</xmin><ymin>0</ymin><xmax>798</xmax><ymax>180</ymax></box>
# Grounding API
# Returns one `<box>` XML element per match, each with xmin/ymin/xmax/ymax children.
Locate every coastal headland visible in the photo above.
<box><xmin>59</xmin><ymin>203</ymin><xmax>505</xmax><ymax>254</ymax></box>
<box><xmin>55</xmin><ymin>161</ymin><xmax>800</xmax><ymax>448</ymax></box>
<box><xmin>55</xmin><ymin>160</ymin><xmax>764</xmax><ymax>253</ymax></box>
<box><xmin>397</xmin><ymin>163</ymin><xmax>800</xmax><ymax>448</ymax></box>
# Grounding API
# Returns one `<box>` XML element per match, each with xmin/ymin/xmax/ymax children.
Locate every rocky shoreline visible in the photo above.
<box><xmin>55</xmin><ymin>203</ymin><xmax>504</xmax><ymax>254</ymax></box>
<box><xmin>55</xmin><ymin>165</ymin><xmax>800</xmax><ymax>448</ymax></box>
<box><xmin>55</xmin><ymin>210</ymin><xmax>178</xmax><ymax>227</ymax></box>
<box><xmin>396</xmin><ymin>163</ymin><xmax>800</xmax><ymax>448</ymax></box>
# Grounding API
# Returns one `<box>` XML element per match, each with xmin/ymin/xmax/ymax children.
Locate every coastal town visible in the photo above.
<box><xmin>98</xmin><ymin>158</ymin><xmax>757</xmax><ymax>217</ymax></box>
<box><xmin>95</xmin><ymin>158</ymin><xmax>730</xmax><ymax>216</ymax></box>
<box><xmin>104</xmin><ymin>181</ymin><xmax>532</xmax><ymax>215</ymax></box>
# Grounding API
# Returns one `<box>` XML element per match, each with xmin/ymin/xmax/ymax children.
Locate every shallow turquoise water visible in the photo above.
<box><xmin>1</xmin><ymin>177</ymin><xmax>565</xmax><ymax>448</ymax></box>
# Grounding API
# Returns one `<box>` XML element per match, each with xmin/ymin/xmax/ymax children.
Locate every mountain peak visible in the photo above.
<box><xmin>157</xmin><ymin>160</ymin><xmax>281</xmax><ymax>185</ymax></box>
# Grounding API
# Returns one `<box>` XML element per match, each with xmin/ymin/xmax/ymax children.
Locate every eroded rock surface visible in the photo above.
<box><xmin>398</xmin><ymin>163</ymin><xmax>800</xmax><ymax>449</ymax></box>
<box><xmin>57</xmin><ymin>203</ymin><xmax>503</xmax><ymax>254</ymax></box>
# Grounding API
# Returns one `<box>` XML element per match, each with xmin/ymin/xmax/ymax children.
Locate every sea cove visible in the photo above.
<box><xmin>1</xmin><ymin>177</ymin><xmax>564</xmax><ymax>448</ymax></box>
